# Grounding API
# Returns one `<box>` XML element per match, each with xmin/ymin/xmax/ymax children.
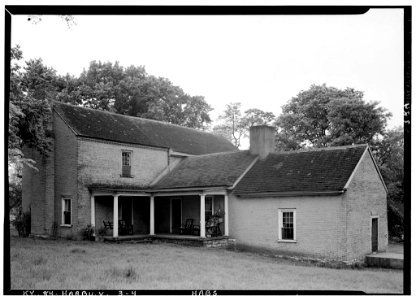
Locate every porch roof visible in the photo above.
<box><xmin>152</xmin><ymin>150</ymin><xmax>257</xmax><ymax>190</ymax></box>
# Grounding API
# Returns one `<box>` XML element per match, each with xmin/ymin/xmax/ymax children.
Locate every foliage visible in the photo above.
<box><xmin>97</xmin><ymin>227</ymin><xmax>108</xmax><ymax>237</ymax></box>
<box><xmin>213</xmin><ymin>102</ymin><xmax>276</xmax><ymax>148</ymax></box>
<box><xmin>275</xmin><ymin>84</ymin><xmax>391</xmax><ymax>150</ymax></box>
<box><xmin>9</xmin><ymin>180</ymin><xmax>22</xmax><ymax>211</ymax></box>
<box><xmin>372</xmin><ymin>127</ymin><xmax>404</xmax><ymax>239</ymax></box>
<box><xmin>9</xmin><ymin>46</ymin><xmax>53</xmax><ymax>170</ymax></box>
<box><xmin>59</xmin><ymin>61</ymin><xmax>213</xmax><ymax>129</ymax></box>
<box><xmin>11</xmin><ymin>210</ymin><xmax>31</xmax><ymax>237</ymax></box>
<box><xmin>82</xmin><ymin>224</ymin><xmax>95</xmax><ymax>241</ymax></box>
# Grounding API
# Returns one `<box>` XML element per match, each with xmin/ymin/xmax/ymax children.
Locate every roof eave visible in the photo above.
<box><xmin>234</xmin><ymin>190</ymin><xmax>345</xmax><ymax>198</ymax></box>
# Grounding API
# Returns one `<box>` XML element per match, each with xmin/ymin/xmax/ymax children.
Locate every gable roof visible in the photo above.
<box><xmin>152</xmin><ymin>151</ymin><xmax>257</xmax><ymax>190</ymax></box>
<box><xmin>53</xmin><ymin>102</ymin><xmax>236</xmax><ymax>155</ymax></box>
<box><xmin>233</xmin><ymin>145</ymin><xmax>368</xmax><ymax>197</ymax></box>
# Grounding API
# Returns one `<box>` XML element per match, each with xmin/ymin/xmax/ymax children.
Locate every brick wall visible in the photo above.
<box><xmin>78</xmin><ymin>138</ymin><xmax>168</xmax><ymax>188</ymax></box>
<box><xmin>228</xmin><ymin>194</ymin><xmax>347</xmax><ymax>260</ymax></box>
<box><xmin>76</xmin><ymin>138</ymin><xmax>169</xmax><ymax>233</ymax></box>
<box><xmin>22</xmin><ymin>147</ymin><xmax>47</xmax><ymax>235</ymax></box>
<box><xmin>343</xmin><ymin>150</ymin><xmax>388</xmax><ymax>261</ymax></box>
<box><xmin>54</xmin><ymin>111</ymin><xmax>78</xmax><ymax>237</ymax></box>
<box><xmin>21</xmin><ymin>112</ymin><xmax>56</xmax><ymax>236</ymax></box>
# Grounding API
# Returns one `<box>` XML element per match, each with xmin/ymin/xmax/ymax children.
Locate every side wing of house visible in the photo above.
<box><xmin>22</xmin><ymin>109</ymin><xmax>77</xmax><ymax>236</ymax></box>
<box><xmin>228</xmin><ymin>194</ymin><xmax>347</xmax><ymax>260</ymax></box>
<box><xmin>343</xmin><ymin>148</ymin><xmax>388</xmax><ymax>261</ymax></box>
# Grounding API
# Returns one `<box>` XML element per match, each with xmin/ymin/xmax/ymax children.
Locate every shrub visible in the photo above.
<box><xmin>82</xmin><ymin>224</ymin><xmax>95</xmax><ymax>241</ymax></box>
<box><xmin>97</xmin><ymin>226</ymin><xmax>108</xmax><ymax>236</ymax></box>
<box><xmin>11</xmin><ymin>210</ymin><xmax>31</xmax><ymax>237</ymax></box>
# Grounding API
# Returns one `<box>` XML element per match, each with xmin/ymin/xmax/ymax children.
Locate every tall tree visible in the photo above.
<box><xmin>60</xmin><ymin>61</ymin><xmax>213</xmax><ymax>129</ymax></box>
<box><xmin>213</xmin><ymin>103</ymin><xmax>276</xmax><ymax>148</ymax></box>
<box><xmin>9</xmin><ymin>47</ymin><xmax>53</xmax><ymax>169</ymax></box>
<box><xmin>275</xmin><ymin>84</ymin><xmax>391</xmax><ymax>150</ymax></box>
<box><xmin>372</xmin><ymin>127</ymin><xmax>404</xmax><ymax>238</ymax></box>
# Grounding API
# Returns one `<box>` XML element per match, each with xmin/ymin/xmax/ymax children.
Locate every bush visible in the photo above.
<box><xmin>97</xmin><ymin>226</ymin><xmax>107</xmax><ymax>236</ymax></box>
<box><xmin>11</xmin><ymin>210</ymin><xmax>31</xmax><ymax>237</ymax></box>
<box><xmin>81</xmin><ymin>224</ymin><xmax>95</xmax><ymax>241</ymax></box>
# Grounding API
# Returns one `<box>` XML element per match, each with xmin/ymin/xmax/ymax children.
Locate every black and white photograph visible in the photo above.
<box><xmin>4</xmin><ymin>3</ymin><xmax>410</xmax><ymax>295</ymax></box>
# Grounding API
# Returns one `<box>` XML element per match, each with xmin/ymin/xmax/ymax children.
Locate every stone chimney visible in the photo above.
<box><xmin>249</xmin><ymin>125</ymin><xmax>275</xmax><ymax>159</ymax></box>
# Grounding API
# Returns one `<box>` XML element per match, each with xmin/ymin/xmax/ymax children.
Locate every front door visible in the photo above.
<box><xmin>171</xmin><ymin>198</ymin><xmax>182</xmax><ymax>234</ymax></box>
<box><xmin>372</xmin><ymin>218</ymin><xmax>378</xmax><ymax>252</ymax></box>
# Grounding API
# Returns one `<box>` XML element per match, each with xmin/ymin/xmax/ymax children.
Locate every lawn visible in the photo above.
<box><xmin>9</xmin><ymin>237</ymin><xmax>403</xmax><ymax>293</ymax></box>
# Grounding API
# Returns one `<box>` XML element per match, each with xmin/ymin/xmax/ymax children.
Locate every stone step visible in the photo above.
<box><xmin>365</xmin><ymin>253</ymin><xmax>403</xmax><ymax>269</ymax></box>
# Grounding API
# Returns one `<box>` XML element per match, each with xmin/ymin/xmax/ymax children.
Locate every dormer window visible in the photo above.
<box><xmin>121</xmin><ymin>150</ymin><xmax>132</xmax><ymax>177</ymax></box>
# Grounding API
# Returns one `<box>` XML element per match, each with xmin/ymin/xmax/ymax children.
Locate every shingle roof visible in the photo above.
<box><xmin>53</xmin><ymin>102</ymin><xmax>236</xmax><ymax>155</ymax></box>
<box><xmin>233</xmin><ymin>145</ymin><xmax>368</xmax><ymax>196</ymax></box>
<box><xmin>152</xmin><ymin>151</ymin><xmax>257</xmax><ymax>190</ymax></box>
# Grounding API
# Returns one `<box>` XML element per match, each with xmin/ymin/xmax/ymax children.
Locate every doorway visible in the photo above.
<box><xmin>371</xmin><ymin>217</ymin><xmax>378</xmax><ymax>253</ymax></box>
<box><xmin>171</xmin><ymin>198</ymin><xmax>182</xmax><ymax>234</ymax></box>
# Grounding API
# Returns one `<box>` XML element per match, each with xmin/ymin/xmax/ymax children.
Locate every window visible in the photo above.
<box><xmin>278</xmin><ymin>209</ymin><xmax>296</xmax><ymax>241</ymax></box>
<box><xmin>62</xmin><ymin>198</ymin><xmax>72</xmax><ymax>225</ymax></box>
<box><xmin>121</xmin><ymin>151</ymin><xmax>132</xmax><ymax>177</ymax></box>
<box><xmin>205</xmin><ymin>196</ymin><xmax>214</xmax><ymax>221</ymax></box>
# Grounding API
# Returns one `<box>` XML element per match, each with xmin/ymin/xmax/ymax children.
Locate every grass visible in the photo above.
<box><xmin>9</xmin><ymin>237</ymin><xmax>403</xmax><ymax>293</ymax></box>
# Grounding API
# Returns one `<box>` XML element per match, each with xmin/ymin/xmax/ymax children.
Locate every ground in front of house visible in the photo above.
<box><xmin>9</xmin><ymin>237</ymin><xmax>403</xmax><ymax>293</ymax></box>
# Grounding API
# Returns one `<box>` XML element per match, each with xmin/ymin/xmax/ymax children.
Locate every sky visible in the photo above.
<box><xmin>10</xmin><ymin>8</ymin><xmax>404</xmax><ymax>148</ymax></box>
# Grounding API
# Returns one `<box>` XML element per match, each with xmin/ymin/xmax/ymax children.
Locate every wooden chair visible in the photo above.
<box><xmin>103</xmin><ymin>220</ymin><xmax>113</xmax><ymax>230</ymax></box>
<box><xmin>179</xmin><ymin>218</ymin><xmax>194</xmax><ymax>235</ymax></box>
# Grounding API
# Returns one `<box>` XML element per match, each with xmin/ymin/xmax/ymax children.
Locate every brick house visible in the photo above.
<box><xmin>22</xmin><ymin>102</ymin><xmax>388</xmax><ymax>262</ymax></box>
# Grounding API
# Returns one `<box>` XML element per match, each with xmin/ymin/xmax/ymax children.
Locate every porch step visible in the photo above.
<box><xmin>365</xmin><ymin>252</ymin><xmax>403</xmax><ymax>269</ymax></box>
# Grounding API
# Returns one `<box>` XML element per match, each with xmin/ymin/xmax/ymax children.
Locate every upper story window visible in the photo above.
<box><xmin>121</xmin><ymin>150</ymin><xmax>132</xmax><ymax>177</ymax></box>
<box><xmin>62</xmin><ymin>198</ymin><xmax>72</xmax><ymax>225</ymax></box>
<box><xmin>278</xmin><ymin>209</ymin><xmax>296</xmax><ymax>242</ymax></box>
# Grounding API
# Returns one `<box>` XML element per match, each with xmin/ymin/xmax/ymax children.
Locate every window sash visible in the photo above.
<box><xmin>279</xmin><ymin>209</ymin><xmax>296</xmax><ymax>241</ymax></box>
<box><xmin>62</xmin><ymin>198</ymin><xmax>71</xmax><ymax>225</ymax></box>
<box><xmin>122</xmin><ymin>152</ymin><xmax>131</xmax><ymax>166</ymax></box>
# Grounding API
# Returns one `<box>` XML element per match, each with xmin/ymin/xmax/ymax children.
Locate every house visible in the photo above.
<box><xmin>22</xmin><ymin>102</ymin><xmax>388</xmax><ymax>262</ymax></box>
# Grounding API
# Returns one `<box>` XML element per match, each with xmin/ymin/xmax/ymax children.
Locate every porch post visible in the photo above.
<box><xmin>224</xmin><ymin>193</ymin><xmax>229</xmax><ymax>236</ymax></box>
<box><xmin>150</xmin><ymin>195</ymin><xmax>155</xmax><ymax>235</ymax></box>
<box><xmin>113</xmin><ymin>194</ymin><xmax>119</xmax><ymax>238</ymax></box>
<box><xmin>90</xmin><ymin>195</ymin><xmax>96</xmax><ymax>236</ymax></box>
<box><xmin>200</xmin><ymin>193</ymin><xmax>206</xmax><ymax>237</ymax></box>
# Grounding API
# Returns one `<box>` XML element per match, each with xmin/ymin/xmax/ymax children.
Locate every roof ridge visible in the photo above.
<box><xmin>53</xmin><ymin>100</ymin><xmax>222</xmax><ymax>137</ymax></box>
<box><xmin>272</xmin><ymin>144</ymin><xmax>368</xmax><ymax>155</ymax></box>
<box><xmin>185</xmin><ymin>149</ymin><xmax>248</xmax><ymax>158</ymax></box>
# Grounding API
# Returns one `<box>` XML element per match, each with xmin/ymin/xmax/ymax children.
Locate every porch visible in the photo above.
<box><xmin>90</xmin><ymin>190</ymin><xmax>229</xmax><ymax>240</ymax></box>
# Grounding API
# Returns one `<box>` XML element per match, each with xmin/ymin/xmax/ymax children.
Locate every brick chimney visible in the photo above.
<box><xmin>249</xmin><ymin>125</ymin><xmax>275</xmax><ymax>159</ymax></box>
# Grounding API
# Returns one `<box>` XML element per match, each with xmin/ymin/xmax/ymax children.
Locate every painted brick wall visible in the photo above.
<box><xmin>22</xmin><ymin>147</ymin><xmax>47</xmax><ymax>235</ymax></box>
<box><xmin>344</xmin><ymin>150</ymin><xmax>388</xmax><ymax>261</ymax></box>
<box><xmin>21</xmin><ymin>114</ymin><xmax>55</xmax><ymax>236</ymax></box>
<box><xmin>78</xmin><ymin>138</ymin><xmax>168</xmax><ymax>188</ymax></box>
<box><xmin>228</xmin><ymin>194</ymin><xmax>347</xmax><ymax>260</ymax></box>
<box><xmin>54</xmin><ymin>111</ymin><xmax>78</xmax><ymax>237</ymax></box>
<box><xmin>76</xmin><ymin>138</ymin><xmax>169</xmax><ymax>232</ymax></box>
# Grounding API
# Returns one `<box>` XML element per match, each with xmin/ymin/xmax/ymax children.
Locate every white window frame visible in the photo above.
<box><xmin>61</xmin><ymin>198</ymin><xmax>72</xmax><ymax>226</ymax></box>
<box><xmin>278</xmin><ymin>209</ymin><xmax>296</xmax><ymax>242</ymax></box>
<box><xmin>121</xmin><ymin>150</ymin><xmax>133</xmax><ymax>177</ymax></box>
